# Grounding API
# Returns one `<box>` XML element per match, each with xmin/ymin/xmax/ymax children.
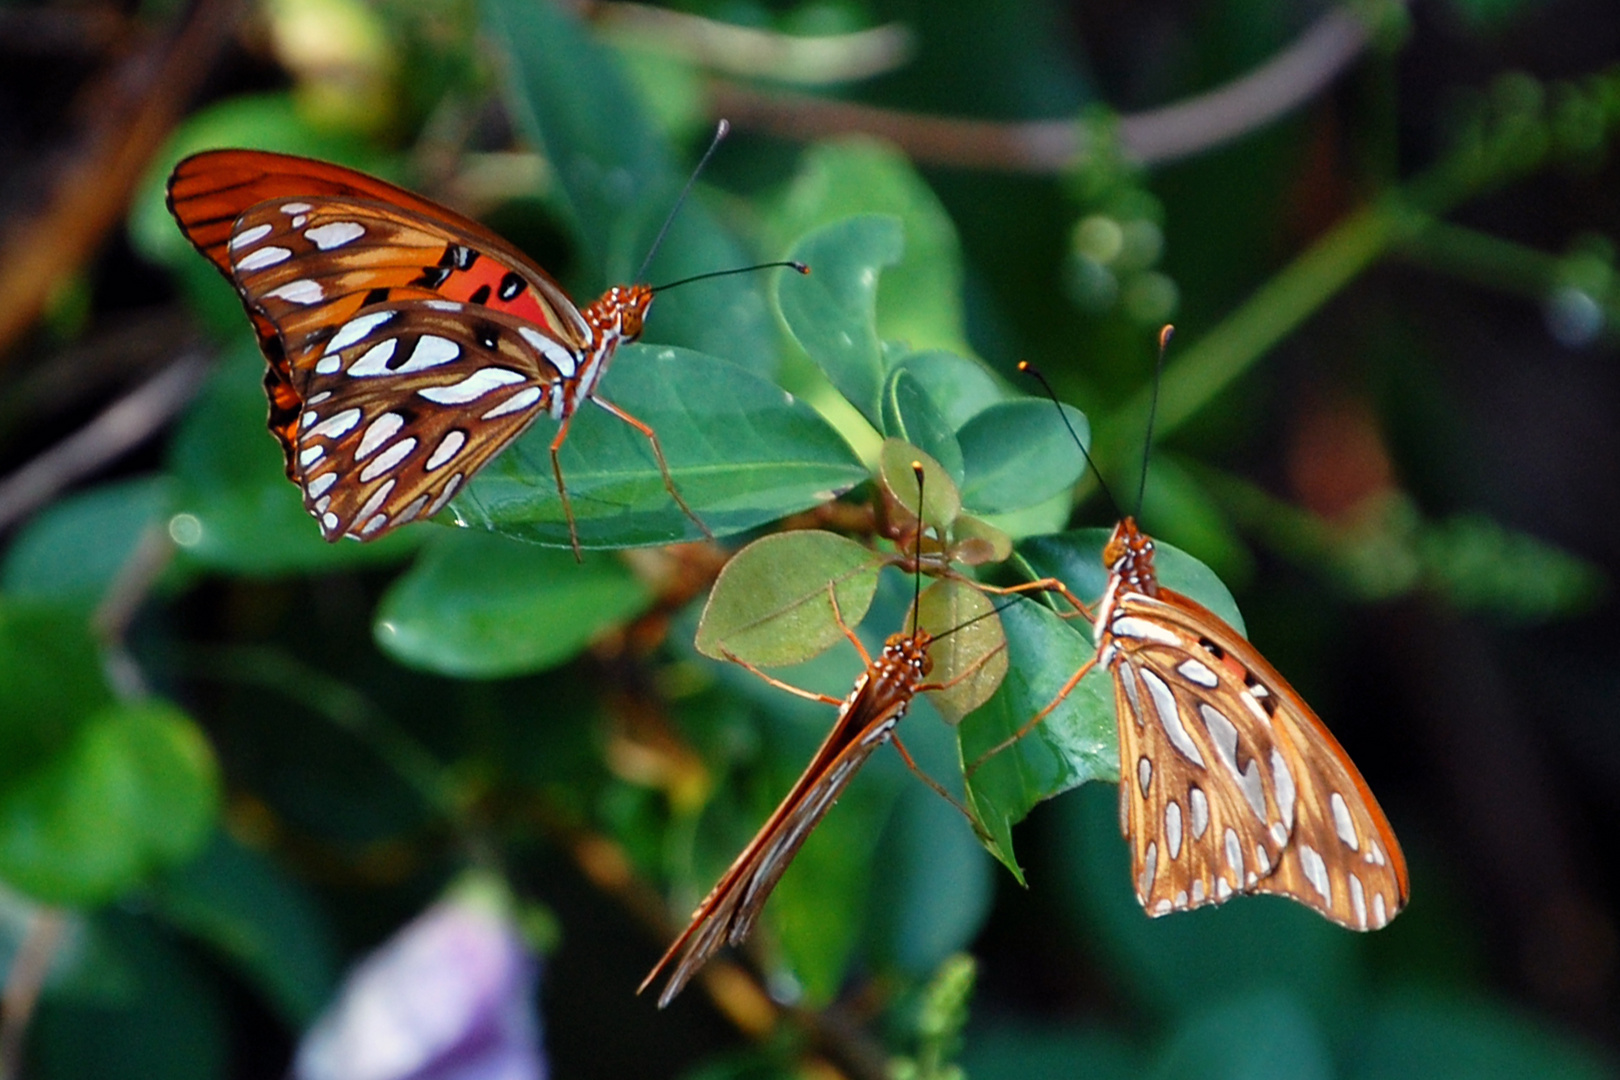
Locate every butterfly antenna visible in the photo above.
<box><xmin>651</xmin><ymin>261</ymin><xmax>808</xmax><ymax>292</ymax></box>
<box><xmin>1136</xmin><ymin>325</ymin><xmax>1173</xmax><ymax>518</ymax></box>
<box><xmin>909</xmin><ymin>461</ymin><xmax>928</xmax><ymax>637</ymax></box>
<box><xmin>635</xmin><ymin>119</ymin><xmax>732</xmax><ymax>284</ymax></box>
<box><xmin>1018</xmin><ymin>361</ymin><xmax>1121</xmax><ymax>519</ymax></box>
<box><xmin>931</xmin><ymin>597</ymin><xmax>1024</xmax><ymax>644</ymax></box>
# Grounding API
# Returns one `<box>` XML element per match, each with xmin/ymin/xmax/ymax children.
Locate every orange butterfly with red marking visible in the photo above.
<box><xmin>1007</xmin><ymin>356</ymin><xmax>1408</xmax><ymax>930</ymax></box>
<box><xmin>167</xmin><ymin>148</ymin><xmax>707</xmax><ymax>553</ymax></box>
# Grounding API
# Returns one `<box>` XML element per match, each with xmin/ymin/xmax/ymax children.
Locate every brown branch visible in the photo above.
<box><xmin>0</xmin><ymin>351</ymin><xmax>212</xmax><ymax>534</ymax></box>
<box><xmin>0</xmin><ymin>0</ymin><xmax>243</xmax><ymax>359</ymax></box>
<box><xmin>712</xmin><ymin>7</ymin><xmax>1376</xmax><ymax>172</ymax></box>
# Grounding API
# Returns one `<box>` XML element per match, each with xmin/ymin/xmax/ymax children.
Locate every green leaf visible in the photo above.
<box><xmin>881</xmin><ymin>368</ymin><xmax>964</xmax><ymax>483</ymax></box>
<box><xmin>149</xmin><ymin>832</ymin><xmax>338</xmax><ymax>1026</ymax></box>
<box><xmin>374</xmin><ymin>530</ymin><xmax>654</xmax><ymax>678</ymax></box>
<box><xmin>0</xmin><ymin>699</ymin><xmax>220</xmax><ymax>906</ymax></box>
<box><xmin>448</xmin><ymin>345</ymin><xmax>866</xmax><ymax>548</ymax></box>
<box><xmin>957</xmin><ymin>399</ymin><xmax>1090</xmax><ymax>516</ymax></box>
<box><xmin>1018</xmin><ymin>528</ymin><xmax>1247</xmax><ymax>635</ymax></box>
<box><xmin>166</xmin><ymin>348</ymin><xmax>423</xmax><ymax>575</ymax></box>
<box><xmin>766</xmin><ymin>139</ymin><xmax>972</xmax><ymax>357</ymax></box>
<box><xmin>960</xmin><ymin>600</ymin><xmax>1114</xmax><ymax>879</ymax></box>
<box><xmin>887</xmin><ymin>349</ymin><xmax>1009</xmax><ymax>430</ymax></box>
<box><xmin>2</xmin><ymin>477</ymin><xmax>177</xmax><ymax>604</ymax></box>
<box><xmin>0</xmin><ymin>602</ymin><xmax>112</xmax><ymax>787</ymax></box>
<box><xmin>778</xmin><ymin>214</ymin><xmax>905</xmax><ymax>427</ymax></box>
<box><xmin>879</xmin><ymin>439</ymin><xmax>961</xmax><ymax>534</ymax></box>
<box><xmin>915</xmin><ymin>579</ymin><xmax>1008</xmax><ymax>724</ymax></box>
<box><xmin>482</xmin><ymin>0</ymin><xmax>777</xmax><ymax>373</ymax></box>
<box><xmin>695</xmin><ymin>532</ymin><xmax>885</xmax><ymax>667</ymax></box>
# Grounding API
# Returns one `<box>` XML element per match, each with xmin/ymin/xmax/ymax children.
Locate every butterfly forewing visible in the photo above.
<box><xmin>642</xmin><ymin>637</ymin><xmax>928</xmax><ymax>1007</ymax></box>
<box><xmin>1107</xmin><ymin>582</ymin><xmax>1407</xmax><ymax>930</ymax></box>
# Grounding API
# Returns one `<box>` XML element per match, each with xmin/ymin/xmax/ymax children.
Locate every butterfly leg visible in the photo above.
<box><xmin>825</xmin><ymin>583</ymin><xmax>875</xmax><ymax>668</ymax></box>
<box><xmin>717</xmin><ymin>649</ymin><xmax>844</xmax><ymax>706</ymax></box>
<box><xmin>964</xmin><ymin>655</ymin><xmax>1097</xmax><ymax>778</ymax></box>
<box><xmin>549</xmin><ymin>413</ymin><xmax>584</xmax><ymax>561</ymax></box>
<box><xmin>889</xmin><ymin>734</ymin><xmax>993</xmax><ymax>843</ymax></box>
<box><xmin>965</xmin><ymin>575</ymin><xmax>1092</xmax><ymax>621</ymax></box>
<box><xmin>590</xmin><ymin>395</ymin><xmax>714</xmax><ymax>543</ymax></box>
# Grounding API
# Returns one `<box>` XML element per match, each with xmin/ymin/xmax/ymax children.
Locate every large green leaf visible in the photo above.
<box><xmin>0</xmin><ymin>699</ymin><xmax>220</xmax><ymax>906</ymax></box>
<box><xmin>765</xmin><ymin>139</ymin><xmax>972</xmax><ymax>357</ymax></box>
<box><xmin>881</xmin><ymin>368</ymin><xmax>964</xmax><ymax>484</ymax></box>
<box><xmin>449</xmin><ymin>345</ymin><xmax>865</xmax><ymax>548</ymax></box>
<box><xmin>695</xmin><ymin>531</ymin><xmax>885</xmax><ymax>667</ymax></box>
<box><xmin>778</xmin><ymin>214</ymin><xmax>904</xmax><ymax>428</ymax></box>
<box><xmin>375</xmin><ymin>530</ymin><xmax>654</xmax><ymax>678</ymax></box>
<box><xmin>957</xmin><ymin>399</ymin><xmax>1090</xmax><ymax>516</ymax></box>
<box><xmin>482</xmin><ymin>0</ymin><xmax>778</xmax><ymax>373</ymax></box>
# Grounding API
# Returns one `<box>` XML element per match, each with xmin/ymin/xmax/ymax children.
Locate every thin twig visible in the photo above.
<box><xmin>0</xmin><ymin>351</ymin><xmax>211</xmax><ymax>534</ymax></box>
<box><xmin>712</xmin><ymin>7</ymin><xmax>1376</xmax><ymax>172</ymax></box>
<box><xmin>0</xmin><ymin>908</ymin><xmax>66</xmax><ymax>1080</ymax></box>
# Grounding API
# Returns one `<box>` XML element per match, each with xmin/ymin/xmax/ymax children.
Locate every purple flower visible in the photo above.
<box><xmin>295</xmin><ymin>879</ymin><xmax>545</xmax><ymax>1080</ymax></box>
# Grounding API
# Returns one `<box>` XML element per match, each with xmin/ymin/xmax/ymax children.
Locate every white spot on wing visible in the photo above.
<box><xmin>1177</xmin><ymin>658</ymin><xmax>1219</xmax><ymax>687</ymax></box>
<box><xmin>1189</xmin><ymin>787</ymin><xmax>1209</xmax><ymax>838</ymax></box>
<box><xmin>360</xmin><ymin>513</ymin><xmax>389</xmax><ymax>535</ymax></box>
<box><xmin>305</xmin><ymin>222</ymin><xmax>365</xmax><ymax>249</ymax></box>
<box><xmin>356</xmin><ymin>479</ymin><xmax>394</xmax><ymax>523</ymax></box>
<box><xmin>1331</xmin><ymin>792</ymin><xmax>1359</xmax><ymax>850</ymax></box>
<box><xmin>481</xmin><ymin>385</ymin><xmax>542</xmax><ymax>420</ymax></box>
<box><xmin>1137</xmin><ymin>756</ymin><xmax>1152</xmax><ymax>797</ymax></box>
<box><xmin>1139</xmin><ymin>841</ymin><xmax>1157</xmax><ymax>898</ymax></box>
<box><xmin>236</xmin><ymin>245</ymin><xmax>291</xmax><ymax>271</ymax></box>
<box><xmin>321</xmin><ymin>511</ymin><xmax>339</xmax><ymax>532</ymax></box>
<box><xmin>417</xmin><ymin>368</ymin><xmax>526</xmax><ymax>404</ymax></box>
<box><xmin>519</xmin><ymin>326</ymin><xmax>578</xmax><ymax>377</ymax></box>
<box><xmin>347</xmin><ymin>339</ymin><xmax>399</xmax><ymax>376</ymax></box>
<box><xmin>1300</xmin><ymin>844</ymin><xmax>1331</xmax><ymax>902</ymax></box>
<box><xmin>1216</xmin><ymin>877</ymin><xmax>1233</xmax><ymax>900</ymax></box>
<box><xmin>307</xmin><ymin>472</ymin><xmax>336</xmax><ymax>497</ymax></box>
<box><xmin>1351</xmin><ymin>874</ymin><xmax>1367</xmax><ymax>929</ymax></box>
<box><xmin>358</xmin><ymin>437</ymin><xmax>417</xmax><ymax>483</ymax></box>
<box><xmin>299</xmin><ymin>445</ymin><xmax>323</xmax><ymax>467</ymax></box>
<box><xmin>307</xmin><ymin>391</ymin><xmax>332</xmax><ymax>404</ymax></box>
<box><xmin>1165</xmin><ymin>800</ymin><xmax>1182</xmax><ymax>860</ymax></box>
<box><xmin>315</xmin><ymin>355</ymin><xmax>341</xmax><ymax>375</ymax></box>
<box><xmin>1200</xmin><ymin>704</ymin><xmax>1266</xmax><ymax>822</ymax></box>
<box><xmin>1118</xmin><ymin>660</ymin><xmax>1144</xmax><ymax>725</ymax></box>
<box><xmin>265</xmin><ymin>279</ymin><xmax>323</xmax><ymax>305</ymax></box>
<box><xmin>1224</xmin><ymin>827</ymin><xmax>1243</xmax><ymax>876</ymax></box>
<box><xmin>356</xmin><ymin>413</ymin><xmax>405</xmax><ymax>461</ymax></box>
<box><xmin>230</xmin><ymin>223</ymin><xmax>272</xmax><ymax>250</ymax></box>
<box><xmin>280</xmin><ymin>202</ymin><xmax>312</xmax><ymax>214</ymax></box>
<box><xmin>1140</xmin><ymin>669</ymin><xmax>1206</xmax><ymax>768</ymax></box>
<box><xmin>426</xmin><ymin>431</ymin><xmax>465</xmax><ymax>471</ymax></box>
<box><xmin>307</xmin><ymin>408</ymin><xmax>361</xmax><ymax>441</ymax></box>
<box><xmin>1191</xmin><ymin>879</ymin><xmax>1206</xmax><ymax>903</ymax></box>
<box><xmin>394</xmin><ymin>494</ymin><xmax>430</xmax><ymax>526</ymax></box>
<box><xmin>1112</xmin><ymin>616</ymin><xmax>1183</xmax><ymax>646</ymax></box>
<box><xmin>1372</xmin><ymin>892</ymin><xmax>1387</xmax><ymax>926</ymax></box>
<box><xmin>327</xmin><ymin>311</ymin><xmax>397</xmax><ymax>354</ymax></box>
<box><xmin>426</xmin><ymin>473</ymin><xmax>463</xmax><ymax>516</ymax></box>
<box><xmin>1272</xmin><ymin>748</ymin><xmax>1296</xmax><ymax>830</ymax></box>
<box><xmin>397</xmin><ymin>336</ymin><xmax>460</xmax><ymax>373</ymax></box>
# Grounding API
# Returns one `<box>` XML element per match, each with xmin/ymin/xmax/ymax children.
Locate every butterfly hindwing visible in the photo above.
<box><xmin>283</xmin><ymin>302</ymin><xmax>568</xmax><ymax>540</ymax></box>
<box><xmin>1112</xmin><ymin>586</ymin><xmax>1407</xmax><ymax>929</ymax></box>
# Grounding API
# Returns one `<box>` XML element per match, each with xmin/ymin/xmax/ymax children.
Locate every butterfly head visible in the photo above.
<box><xmin>1103</xmin><ymin>517</ymin><xmax>1159</xmax><ymax>595</ymax></box>
<box><xmin>589</xmin><ymin>283</ymin><xmax>655</xmax><ymax>342</ymax></box>
<box><xmin>882</xmin><ymin>630</ymin><xmax>935</xmax><ymax>682</ymax></box>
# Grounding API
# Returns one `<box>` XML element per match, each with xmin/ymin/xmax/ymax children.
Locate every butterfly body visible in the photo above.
<box><xmin>167</xmin><ymin>150</ymin><xmax>682</xmax><ymax>548</ymax></box>
<box><xmin>1095</xmin><ymin>517</ymin><xmax>1408</xmax><ymax>930</ymax></box>
<box><xmin>641</xmin><ymin>629</ymin><xmax>933</xmax><ymax>1007</ymax></box>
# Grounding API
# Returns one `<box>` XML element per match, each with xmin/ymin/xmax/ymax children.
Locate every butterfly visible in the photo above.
<box><xmin>1002</xmin><ymin>360</ymin><xmax>1408</xmax><ymax>930</ymax></box>
<box><xmin>642</xmin><ymin>465</ymin><xmax>1000</xmax><ymax>1006</ymax></box>
<box><xmin>166</xmin><ymin>148</ymin><xmax>707</xmax><ymax>554</ymax></box>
